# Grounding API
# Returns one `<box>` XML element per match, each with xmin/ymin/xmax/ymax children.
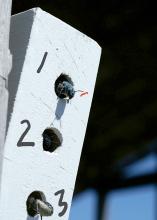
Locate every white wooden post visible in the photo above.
<box><xmin>0</xmin><ymin>8</ymin><xmax>101</xmax><ymax>220</ymax></box>
<box><xmin>0</xmin><ymin>0</ymin><xmax>12</xmax><ymax>178</ymax></box>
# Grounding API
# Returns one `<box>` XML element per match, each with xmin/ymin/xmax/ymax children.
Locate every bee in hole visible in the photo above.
<box><xmin>55</xmin><ymin>73</ymin><xmax>75</xmax><ymax>103</ymax></box>
<box><xmin>55</xmin><ymin>73</ymin><xmax>88</xmax><ymax>103</ymax></box>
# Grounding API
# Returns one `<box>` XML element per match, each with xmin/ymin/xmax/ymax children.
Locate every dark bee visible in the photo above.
<box><xmin>55</xmin><ymin>73</ymin><xmax>75</xmax><ymax>102</ymax></box>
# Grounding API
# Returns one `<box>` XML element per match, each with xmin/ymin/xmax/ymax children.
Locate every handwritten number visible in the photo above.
<box><xmin>17</xmin><ymin>120</ymin><xmax>35</xmax><ymax>147</ymax></box>
<box><xmin>55</xmin><ymin>189</ymin><xmax>68</xmax><ymax>217</ymax></box>
<box><xmin>37</xmin><ymin>52</ymin><xmax>48</xmax><ymax>73</ymax></box>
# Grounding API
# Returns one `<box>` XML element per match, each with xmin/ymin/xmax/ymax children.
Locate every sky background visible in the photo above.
<box><xmin>69</xmin><ymin>154</ymin><xmax>156</xmax><ymax>220</ymax></box>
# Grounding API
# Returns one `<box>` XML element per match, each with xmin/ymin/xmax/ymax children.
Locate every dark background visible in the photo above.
<box><xmin>12</xmin><ymin>0</ymin><xmax>157</xmax><ymax>194</ymax></box>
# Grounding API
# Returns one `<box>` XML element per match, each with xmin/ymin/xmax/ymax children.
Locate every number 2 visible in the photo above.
<box><xmin>17</xmin><ymin>120</ymin><xmax>35</xmax><ymax>147</ymax></box>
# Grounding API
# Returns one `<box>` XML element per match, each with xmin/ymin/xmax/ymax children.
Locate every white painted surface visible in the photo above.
<box><xmin>0</xmin><ymin>8</ymin><xmax>101</xmax><ymax>220</ymax></box>
<box><xmin>0</xmin><ymin>0</ymin><xmax>12</xmax><ymax>164</ymax></box>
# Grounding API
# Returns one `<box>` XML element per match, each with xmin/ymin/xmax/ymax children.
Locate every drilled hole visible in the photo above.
<box><xmin>26</xmin><ymin>191</ymin><xmax>53</xmax><ymax>217</ymax></box>
<box><xmin>55</xmin><ymin>73</ymin><xmax>75</xmax><ymax>100</ymax></box>
<box><xmin>42</xmin><ymin>127</ymin><xmax>63</xmax><ymax>153</ymax></box>
<box><xmin>26</xmin><ymin>191</ymin><xmax>46</xmax><ymax>217</ymax></box>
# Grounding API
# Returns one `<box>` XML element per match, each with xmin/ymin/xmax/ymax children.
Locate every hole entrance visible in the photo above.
<box><xmin>54</xmin><ymin>73</ymin><xmax>75</xmax><ymax>100</ymax></box>
<box><xmin>42</xmin><ymin>127</ymin><xmax>63</xmax><ymax>153</ymax></box>
<box><xmin>26</xmin><ymin>191</ymin><xmax>46</xmax><ymax>217</ymax></box>
<box><xmin>26</xmin><ymin>191</ymin><xmax>53</xmax><ymax>217</ymax></box>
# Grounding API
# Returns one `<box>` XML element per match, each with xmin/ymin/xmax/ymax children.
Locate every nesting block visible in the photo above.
<box><xmin>0</xmin><ymin>8</ymin><xmax>101</xmax><ymax>220</ymax></box>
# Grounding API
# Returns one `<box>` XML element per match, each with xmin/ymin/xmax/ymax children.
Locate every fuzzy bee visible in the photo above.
<box><xmin>55</xmin><ymin>73</ymin><xmax>88</xmax><ymax>102</ymax></box>
<box><xmin>55</xmin><ymin>74</ymin><xmax>75</xmax><ymax>102</ymax></box>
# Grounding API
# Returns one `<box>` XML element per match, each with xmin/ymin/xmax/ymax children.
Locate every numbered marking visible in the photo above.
<box><xmin>0</xmin><ymin>8</ymin><xmax>101</xmax><ymax>220</ymax></box>
<box><xmin>17</xmin><ymin>120</ymin><xmax>35</xmax><ymax>147</ymax></box>
<box><xmin>37</xmin><ymin>52</ymin><xmax>48</xmax><ymax>73</ymax></box>
<box><xmin>55</xmin><ymin>189</ymin><xmax>68</xmax><ymax>217</ymax></box>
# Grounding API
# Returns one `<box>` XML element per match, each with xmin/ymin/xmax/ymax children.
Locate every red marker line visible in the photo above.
<box><xmin>80</xmin><ymin>92</ymin><xmax>88</xmax><ymax>97</ymax></box>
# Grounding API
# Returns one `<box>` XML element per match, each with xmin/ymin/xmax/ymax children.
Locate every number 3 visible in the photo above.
<box><xmin>55</xmin><ymin>189</ymin><xmax>68</xmax><ymax>217</ymax></box>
